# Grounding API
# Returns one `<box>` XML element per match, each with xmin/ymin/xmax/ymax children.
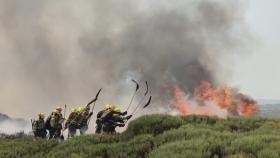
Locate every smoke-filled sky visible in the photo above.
<box><xmin>0</xmin><ymin>0</ymin><xmax>276</xmax><ymax>118</ymax></box>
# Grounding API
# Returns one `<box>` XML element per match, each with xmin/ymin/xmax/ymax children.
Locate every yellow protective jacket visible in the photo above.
<box><xmin>32</xmin><ymin>118</ymin><xmax>45</xmax><ymax>131</ymax></box>
<box><xmin>50</xmin><ymin>112</ymin><xmax>64</xmax><ymax>129</ymax></box>
<box><xmin>65</xmin><ymin>112</ymin><xmax>80</xmax><ymax>127</ymax></box>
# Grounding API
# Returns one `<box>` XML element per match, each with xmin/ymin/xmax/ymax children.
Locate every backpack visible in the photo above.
<box><xmin>45</xmin><ymin>115</ymin><xmax>52</xmax><ymax>130</ymax></box>
<box><xmin>32</xmin><ymin>120</ymin><xmax>39</xmax><ymax>131</ymax></box>
<box><xmin>100</xmin><ymin>109</ymin><xmax>113</xmax><ymax>123</ymax></box>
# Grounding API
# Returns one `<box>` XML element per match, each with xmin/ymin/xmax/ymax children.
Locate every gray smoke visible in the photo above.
<box><xmin>0</xmin><ymin>113</ymin><xmax>30</xmax><ymax>134</ymax></box>
<box><xmin>0</xmin><ymin>0</ymin><xmax>252</xmax><ymax>120</ymax></box>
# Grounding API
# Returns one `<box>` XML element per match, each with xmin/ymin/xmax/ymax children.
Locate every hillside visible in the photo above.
<box><xmin>0</xmin><ymin>115</ymin><xmax>280</xmax><ymax>158</ymax></box>
<box><xmin>256</xmin><ymin>104</ymin><xmax>280</xmax><ymax>118</ymax></box>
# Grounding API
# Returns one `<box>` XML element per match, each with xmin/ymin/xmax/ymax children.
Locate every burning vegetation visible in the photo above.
<box><xmin>174</xmin><ymin>81</ymin><xmax>257</xmax><ymax>117</ymax></box>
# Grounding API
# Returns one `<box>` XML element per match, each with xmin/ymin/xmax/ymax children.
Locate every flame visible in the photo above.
<box><xmin>194</xmin><ymin>81</ymin><xmax>234</xmax><ymax>112</ymax></box>
<box><xmin>173</xmin><ymin>81</ymin><xmax>257</xmax><ymax>117</ymax></box>
<box><xmin>174</xmin><ymin>85</ymin><xmax>227</xmax><ymax>117</ymax></box>
<box><xmin>237</xmin><ymin>95</ymin><xmax>258</xmax><ymax>116</ymax></box>
<box><xmin>174</xmin><ymin>85</ymin><xmax>192</xmax><ymax>115</ymax></box>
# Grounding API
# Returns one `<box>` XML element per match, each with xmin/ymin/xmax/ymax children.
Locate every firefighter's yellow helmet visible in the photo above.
<box><xmin>71</xmin><ymin>108</ymin><xmax>76</xmax><ymax>112</ymax></box>
<box><xmin>56</xmin><ymin>106</ymin><xmax>63</xmax><ymax>112</ymax></box>
<box><xmin>114</xmin><ymin>108</ymin><xmax>121</xmax><ymax>113</ymax></box>
<box><xmin>77</xmin><ymin>106</ymin><xmax>86</xmax><ymax>112</ymax></box>
<box><xmin>38</xmin><ymin>113</ymin><xmax>45</xmax><ymax>118</ymax></box>
<box><xmin>105</xmin><ymin>104</ymin><xmax>115</xmax><ymax>110</ymax></box>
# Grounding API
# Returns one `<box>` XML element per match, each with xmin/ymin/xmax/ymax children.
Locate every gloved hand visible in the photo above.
<box><xmin>126</xmin><ymin>115</ymin><xmax>132</xmax><ymax>120</ymax></box>
<box><xmin>121</xmin><ymin>111</ymin><xmax>128</xmax><ymax>115</ymax></box>
<box><xmin>89</xmin><ymin>112</ymin><xmax>93</xmax><ymax>116</ymax></box>
<box><xmin>118</xmin><ymin>123</ymin><xmax>125</xmax><ymax>127</ymax></box>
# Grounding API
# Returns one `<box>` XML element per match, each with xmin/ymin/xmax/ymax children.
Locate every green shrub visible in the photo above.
<box><xmin>153</xmin><ymin>124</ymin><xmax>219</xmax><ymax>146</ymax></box>
<box><xmin>122</xmin><ymin>114</ymin><xmax>184</xmax><ymax>139</ymax></box>
<box><xmin>149</xmin><ymin>139</ymin><xmax>214</xmax><ymax>158</ymax></box>
<box><xmin>225</xmin><ymin>153</ymin><xmax>256</xmax><ymax>158</ymax></box>
<box><xmin>182</xmin><ymin>115</ymin><xmax>220</xmax><ymax>125</ymax></box>
<box><xmin>0</xmin><ymin>115</ymin><xmax>279</xmax><ymax>158</ymax></box>
<box><xmin>257</xmin><ymin>148</ymin><xmax>279</xmax><ymax>158</ymax></box>
<box><xmin>0</xmin><ymin>137</ymin><xmax>58</xmax><ymax>158</ymax></box>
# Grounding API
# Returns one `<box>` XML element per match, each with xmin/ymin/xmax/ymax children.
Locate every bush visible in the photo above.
<box><xmin>122</xmin><ymin>115</ymin><xmax>184</xmax><ymax>140</ymax></box>
<box><xmin>149</xmin><ymin>139</ymin><xmax>214</xmax><ymax>158</ymax></box>
<box><xmin>0</xmin><ymin>115</ymin><xmax>279</xmax><ymax>158</ymax></box>
<box><xmin>0</xmin><ymin>137</ymin><xmax>58</xmax><ymax>158</ymax></box>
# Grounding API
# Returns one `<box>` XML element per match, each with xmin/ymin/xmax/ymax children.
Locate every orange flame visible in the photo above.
<box><xmin>238</xmin><ymin>96</ymin><xmax>258</xmax><ymax>116</ymax></box>
<box><xmin>194</xmin><ymin>81</ymin><xmax>234</xmax><ymax>112</ymax></box>
<box><xmin>173</xmin><ymin>81</ymin><xmax>257</xmax><ymax>117</ymax></box>
<box><xmin>174</xmin><ymin>85</ymin><xmax>192</xmax><ymax>115</ymax></box>
<box><xmin>174</xmin><ymin>85</ymin><xmax>226</xmax><ymax>116</ymax></box>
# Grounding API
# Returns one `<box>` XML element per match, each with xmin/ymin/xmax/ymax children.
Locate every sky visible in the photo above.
<box><xmin>230</xmin><ymin>0</ymin><xmax>280</xmax><ymax>100</ymax></box>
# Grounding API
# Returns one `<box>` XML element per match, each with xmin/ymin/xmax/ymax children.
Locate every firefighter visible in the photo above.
<box><xmin>65</xmin><ymin>108</ymin><xmax>80</xmax><ymax>138</ymax></box>
<box><xmin>46</xmin><ymin>106</ymin><xmax>64</xmax><ymax>139</ymax></box>
<box><xmin>95</xmin><ymin>104</ymin><xmax>128</xmax><ymax>134</ymax></box>
<box><xmin>78</xmin><ymin>106</ymin><xmax>93</xmax><ymax>135</ymax></box>
<box><xmin>95</xmin><ymin>104</ymin><xmax>114</xmax><ymax>134</ymax></box>
<box><xmin>31</xmin><ymin>113</ymin><xmax>47</xmax><ymax>138</ymax></box>
<box><xmin>102</xmin><ymin>107</ymin><xmax>132</xmax><ymax>134</ymax></box>
<box><xmin>65</xmin><ymin>106</ymin><xmax>93</xmax><ymax>138</ymax></box>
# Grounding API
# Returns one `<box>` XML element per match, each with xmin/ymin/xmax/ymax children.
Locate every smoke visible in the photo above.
<box><xmin>0</xmin><ymin>113</ymin><xmax>30</xmax><ymax>134</ymax></box>
<box><xmin>0</xmin><ymin>0</ymin><xmax>252</xmax><ymax>120</ymax></box>
<box><xmin>0</xmin><ymin>120</ymin><xmax>30</xmax><ymax>134</ymax></box>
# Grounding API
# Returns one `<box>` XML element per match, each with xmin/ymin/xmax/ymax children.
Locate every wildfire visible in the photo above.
<box><xmin>174</xmin><ymin>85</ymin><xmax>192</xmax><ymax>115</ymax></box>
<box><xmin>237</xmin><ymin>95</ymin><xmax>258</xmax><ymax>116</ymax></box>
<box><xmin>173</xmin><ymin>81</ymin><xmax>257</xmax><ymax>117</ymax></box>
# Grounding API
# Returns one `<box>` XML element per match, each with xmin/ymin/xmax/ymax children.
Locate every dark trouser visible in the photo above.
<box><xmin>79</xmin><ymin>124</ymin><xmax>88</xmax><ymax>135</ymax></box>
<box><xmin>102</xmin><ymin>123</ymin><xmax>116</xmax><ymax>134</ymax></box>
<box><xmin>49</xmin><ymin>128</ymin><xmax>62</xmax><ymax>139</ymax></box>
<box><xmin>95</xmin><ymin>123</ymin><xmax>102</xmax><ymax>134</ymax></box>
<box><xmin>34</xmin><ymin>130</ymin><xmax>47</xmax><ymax>138</ymax></box>
<box><xmin>68</xmin><ymin>124</ymin><xmax>78</xmax><ymax>138</ymax></box>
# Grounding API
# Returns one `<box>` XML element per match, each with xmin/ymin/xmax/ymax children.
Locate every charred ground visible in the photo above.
<box><xmin>0</xmin><ymin>114</ymin><xmax>280</xmax><ymax>158</ymax></box>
